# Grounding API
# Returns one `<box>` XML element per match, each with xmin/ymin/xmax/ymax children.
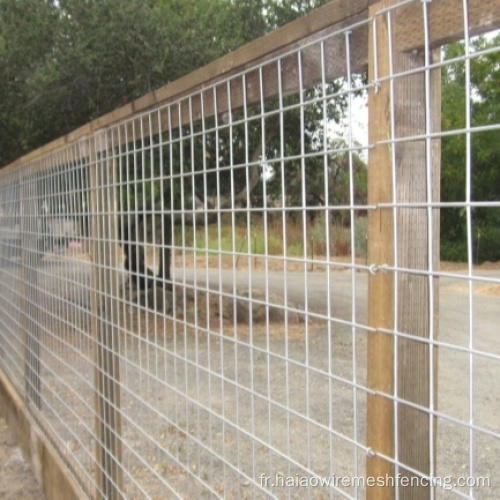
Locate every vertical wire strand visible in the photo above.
<box><xmin>461</xmin><ymin>0</ymin><xmax>475</xmax><ymax>495</ymax></box>
<box><xmin>421</xmin><ymin>2</ymin><xmax>437</xmax><ymax>496</ymax></box>
<box><xmin>386</xmin><ymin>10</ymin><xmax>400</xmax><ymax>497</ymax></box>
<box><xmin>344</xmin><ymin>30</ymin><xmax>360</xmax><ymax>498</ymax></box>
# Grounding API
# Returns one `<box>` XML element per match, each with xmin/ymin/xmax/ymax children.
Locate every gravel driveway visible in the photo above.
<box><xmin>1</xmin><ymin>258</ymin><xmax>499</xmax><ymax>498</ymax></box>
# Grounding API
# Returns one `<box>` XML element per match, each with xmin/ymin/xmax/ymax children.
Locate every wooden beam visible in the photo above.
<box><xmin>89</xmin><ymin>135</ymin><xmax>123</xmax><ymax>499</ymax></box>
<box><xmin>367</xmin><ymin>0</ymin><xmax>443</xmax><ymax>497</ymax></box>
<box><xmin>0</xmin><ymin>368</ymin><xmax>85</xmax><ymax>499</ymax></box>
<box><xmin>392</xmin><ymin>46</ymin><xmax>441</xmax><ymax>500</ymax></box>
<box><xmin>366</xmin><ymin>2</ymin><xmax>395</xmax><ymax>498</ymax></box>
<box><xmin>394</xmin><ymin>0</ymin><xmax>500</xmax><ymax>53</ymax></box>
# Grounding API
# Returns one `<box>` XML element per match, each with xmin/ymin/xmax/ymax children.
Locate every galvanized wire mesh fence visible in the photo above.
<box><xmin>0</xmin><ymin>0</ymin><xmax>499</xmax><ymax>498</ymax></box>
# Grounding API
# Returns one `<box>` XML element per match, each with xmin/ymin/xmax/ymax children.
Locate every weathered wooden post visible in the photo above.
<box><xmin>366</xmin><ymin>2</ymin><xmax>395</xmax><ymax>497</ymax></box>
<box><xmin>393</xmin><ymin>43</ymin><xmax>441</xmax><ymax>500</ymax></box>
<box><xmin>89</xmin><ymin>134</ymin><xmax>123</xmax><ymax>499</ymax></box>
<box><xmin>367</xmin><ymin>1</ymin><xmax>441</xmax><ymax>498</ymax></box>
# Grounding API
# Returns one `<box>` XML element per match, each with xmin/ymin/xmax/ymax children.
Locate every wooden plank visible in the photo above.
<box><xmin>106</xmin><ymin>17</ymin><xmax>368</xmax><ymax>150</ymax></box>
<box><xmin>394</xmin><ymin>0</ymin><xmax>500</xmax><ymax>53</ymax></box>
<box><xmin>366</xmin><ymin>2</ymin><xmax>395</xmax><ymax>497</ymax></box>
<box><xmin>89</xmin><ymin>135</ymin><xmax>123</xmax><ymax>499</ymax></box>
<box><xmin>392</xmin><ymin>40</ymin><xmax>441</xmax><ymax>500</ymax></box>
<box><xmin>0</xmin><ymin>369</ymin><xmax>85</xmax><ymax>499</ymax></box>
<box><xmin>367</xmin><ymin>0</ymin><xmax>443</xmax><ymax>497</ymax></box>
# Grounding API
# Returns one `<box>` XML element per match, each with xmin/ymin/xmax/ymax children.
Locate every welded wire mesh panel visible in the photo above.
<box><xmin>92</xmin><ymin>22</ymin><xmax>373</xmax><ymax>499</ymax></box>
<box><xmin>12</xmin><ymin>145</ymin><xmax>97</xmax><ymax>493</ymax></box>
<box><xmin>0</xmin><ymin>1</ymin><xmax>499</xmax><ymax>499</ymax></box>
<box><xmin>0</xmin><ymin>171</ymin><xmax>24</xmax><ymax>394</ymax></box>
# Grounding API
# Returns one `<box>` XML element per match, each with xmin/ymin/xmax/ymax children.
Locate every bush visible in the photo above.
<box><xmin>355</xmin><ymin>216</ymin><xmax>368</xmax><ymax>258</ymax></box>
<box><xmin>475</xmin><ymin>226</ymin><xmax>500</xmax><ymax>263</ymax></box>
<box><xmin>441</xmin><ymin>225</ymin><xmax>500</xmax><ymax>264</ymax></box>
<box><xmin>441</xmin><ymin>238</ymin><xmax>468</xmax><ymax>262</ymax></box>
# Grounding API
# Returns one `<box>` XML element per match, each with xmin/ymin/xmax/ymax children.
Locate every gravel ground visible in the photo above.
<box><xmin>0</xmin><ymin>417</ymin><xmax>45</xmax><ymax>499</ymax></box>
<box><xmin>0</xmin><ymin>256</ymin><xmax>499</xmax><ymax>498</ymax></box>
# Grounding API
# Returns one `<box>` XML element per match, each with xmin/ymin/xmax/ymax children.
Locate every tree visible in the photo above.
<box><xmin>0</xmin><ymin>0</ymin><xmax>268</xmax><ymax>167</ymax></box>
<box><xmin>1</xmin><ymin>0</ymin><xmax>364</xmax><ymax>238</ymax></box>
<box><xmin>264</xmin><ymin>0</ymin><xmax>332</xmax><ymax>29</ymax></box>
<box><xmin>0</xmin><ymin>0</ymin><xmax>59</xmax><ymax>163</ymax></box>
<box><xmin>441</xmin><ymin>35</ymin><xmax>500</xmax><ymax>262</ymax></box>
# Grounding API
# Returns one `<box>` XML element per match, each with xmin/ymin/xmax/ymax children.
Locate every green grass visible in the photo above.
<box><xmin>173</xmin><ymin>214</ymin><xmax>368</xmax><ymax>260</ymax></box>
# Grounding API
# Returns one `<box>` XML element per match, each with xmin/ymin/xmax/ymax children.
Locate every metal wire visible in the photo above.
<box><xmin>0</xmin><ymin>1</ymin><xmax>499</xmax><ymax>498</ymax></box>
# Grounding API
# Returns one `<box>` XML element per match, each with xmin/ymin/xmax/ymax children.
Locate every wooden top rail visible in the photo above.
<box><xmin>2</xmin><ymin>0</ymin><xmax>499</xmax><ymax>174</ymax></box>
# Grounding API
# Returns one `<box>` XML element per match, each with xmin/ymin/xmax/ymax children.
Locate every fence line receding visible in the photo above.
<box><xmin>0</xmin><ymin>0</ymin><xmax>499</xmax><ymax>498</ymax></box>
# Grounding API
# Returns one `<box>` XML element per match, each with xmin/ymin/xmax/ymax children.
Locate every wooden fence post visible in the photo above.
<box><xmin>393</xmin><ymin>35</ymin><xmax>441</xmax><ymax>500</ymax></box>
<box><xmin>89</xmin><ymin>135</ymin><xmax>123</xmax><ymax>499</ymax></box>
<box><xmin>366</xmin><ymin>2</ymin><xmax>395</xmax><ymax>498</ymax></box>
<box><xmin>367</xmin><ymin>1</ymin><xmax>441</xmax><ymax>499</ymax></box>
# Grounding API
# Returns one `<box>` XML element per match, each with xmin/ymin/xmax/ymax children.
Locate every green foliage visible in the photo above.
<box><xmin>1</xmin><ymin>0</ymin><xmax>365</xmax><ymax>249</ymax></box>
<box><xmin>264</xmin><ymin>0</ymin><xmax>332</xmax><ymax>29</ymax></box>
<box><xmin>0</xmin><ymin>0</ymin><xmax>59</xmax><ymax>161</ymax></box>
<box><xmin>355</xmin><ymin>216</ymin><xmax>368</xmax><ymax>257</ymax></box>
<box><xmin>0</xmin><ymin>0</ymin><xmax>269</xmax><ymax>167</ymax></box>
<box><xmin>1</xmin><ymin>0</ymin><xmax>359</xmax><ymax>222</ymax></box>
<box><xmin>440</xmin><ymin>236</ymin><xmax>468</xmax><ymax>263</ymax></box>
<box><xmin>155</xmin><ymin>0</ymin><xmax>268</xmax><ymax>71</ymax></box>
<box><xmin>441</xmin><ymin>35</ymin><xmax>500</xmax><ymax>263</ymax></box>
<box><xmin>2</xmin><ymin>0</ymin><xmax>336</xmax><ymax>167</ymax></box>
<box><xmin>476</xmin><ymin>225</ymin><xmax>500</xmax><ymax>263</ymax></box>
<box><xmin>179</xmin><ymin>213</ymin><xmax>369</xmax><ymax>261</ymax></box>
